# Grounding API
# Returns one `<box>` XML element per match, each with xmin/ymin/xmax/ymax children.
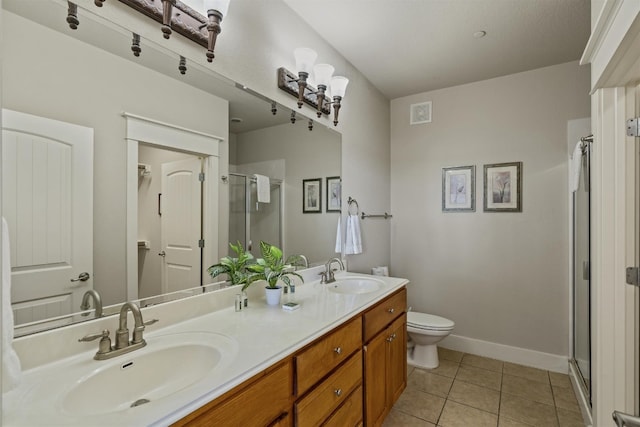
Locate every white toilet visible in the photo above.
<box><xmin>406</xmin><ymin>312</ymin><xmax>455</xmax><ymax>369</ymax></box>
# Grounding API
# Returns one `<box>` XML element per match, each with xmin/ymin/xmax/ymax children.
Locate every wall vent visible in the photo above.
<box><xmin>410</xmin><ymin>101</ymin><xmax>432</xmax><ymax>125</ymax></box>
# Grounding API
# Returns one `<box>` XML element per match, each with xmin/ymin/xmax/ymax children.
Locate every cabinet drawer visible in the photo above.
<box><xmin>323</xmin><ymin>385</ymin><xmax>363</xmax><ymax>427</ymax></box>
<box><xmin>295</xmin><ymin>316</ymin><xmax>362</xmax><ymax>395</ymax></box>
<box><xmin>295</xmin><ymin>350</ymin><xmax>362</xmax><ymax>427</ymax></box>
<box><xmin>363</xmin><ymin>288</ymin><xmax>407</xmax><ymax>343</ymax></box>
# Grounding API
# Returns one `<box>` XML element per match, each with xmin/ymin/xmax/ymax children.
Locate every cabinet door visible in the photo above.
<box><xmin>387</xmin><ymin>314</ymin><xmax>407</xmax><ymax>406</ymax></box>
<box><xmin>364</xmin><ymin>331</ymin><xmax>389</xmax><ymax>427</ymax></box>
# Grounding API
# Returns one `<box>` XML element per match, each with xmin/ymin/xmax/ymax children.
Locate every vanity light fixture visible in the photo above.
<box><xmin>107</xmin><ymin>0</ymin><xmax>229</xmax><ymax>63</ymax></box>
<box><xmin>67</xmin><ymin>1</ymin><xmax>79</xmax><ymax>30</ymax></box>
<box><xmin>271</xmin><ymin>101</ymin><xmax>278</xmax><ymax>116</ymax></box>
<box><xmin>308</xmin><ymin>119</ymin><xmax>313</xmax><ymax>131</ymax></box>
<box><xmin>277</xmin><ymin>48</ymin><xmax>349</xmax><ymax>126</ymax></box>
<box><xmin>179</xmin><ymin>56</ymin><xmax>187</xmax><ymax>75</ymax></box>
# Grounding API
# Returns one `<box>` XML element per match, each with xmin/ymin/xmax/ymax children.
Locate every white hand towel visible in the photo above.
<box><xmin>2</xmin><ymin>217</ymin><xmax>22</xmax><ymax>392</ymax></box>
<box><xmin>345</xmin><ymin>214</ymin><xmax>363</xmax><ymax>255</ymax></box>
<box><xmin>254</xmin><ymin>174</ymin><xmax>270</xmax><ymax>203</ymax></box>
<box><xmin>335</xmin><ymin>216</ymin><xmax>342</xmax><ymax>253</ymax></box>
<box><xmin>570</xmin><ymin>141</ymin><xmax>584</xmax><ymax>193</ymax></box>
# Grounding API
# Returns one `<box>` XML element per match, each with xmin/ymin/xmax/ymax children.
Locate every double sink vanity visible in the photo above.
<box><xmin>4</xmin><ymin>270</ymin><xmax>408</xmax><ymax>426</ymax></box>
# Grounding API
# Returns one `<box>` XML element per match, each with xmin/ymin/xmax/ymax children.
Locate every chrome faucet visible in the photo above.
<box><xmin>80</xmin><ymin>289</ymin><xmax>103</xmax><ymax>318</ymax></box>
<box><xmin>79</xmin><ymin>301</ymin><xmax>158</xmax><ymax>360</ymax></box>
<box><xmin>320</xmin><ymin>257</ymin><xmax>344</xmax><ymax>284</ymax></box>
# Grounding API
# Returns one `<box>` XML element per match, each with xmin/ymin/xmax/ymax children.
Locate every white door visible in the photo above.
<box><xmin>160</xmin><ymin>157</ymin><xmax>202</xmax><ymax>294</ymax></box>
<box><xmin>1</xmin><ymin>109</ymin><xmax>93</xmax><ymax>325</ymax></box>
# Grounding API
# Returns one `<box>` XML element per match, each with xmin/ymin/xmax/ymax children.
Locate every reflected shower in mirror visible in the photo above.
<box><xmin>2</xmin><ymin>0</ymin><xmax>341</xmax><ymax>336</ymax></box>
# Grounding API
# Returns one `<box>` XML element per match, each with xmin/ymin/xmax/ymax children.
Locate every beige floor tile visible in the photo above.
<box><xmin>549</xmin><ymin>372</ymin><xmax>572</xmax><ymax>389</ymax></box>
<box><xmin>393</xmin><ymin>388</ymin><xmax>446</xmax><ymax>424</ymax></box>
<box><xmin>448</xmin><ymin>379</ymin><xmax>500</xmax><ymax>414</ymax></box>
<box><xmin>438</xmin><ymin>400</ymin><xmax>498</xmax><ymax>427</ymax></box>
<box><xmin>408</xmin><ymin>369</ymin><xmax>454</xmax><ymax>397</ymax></box>
<box><xmin>500</xmin><ymin>393</ymin><xmax>558</xmax><ymax>427</ymax></box>
<box><xmin>408</xmin><ymin>366</ymin><xmax>416</xmax><ymax>378</ymax></box>
<box><xmin>427</xmin><ymin>359</ymin><xmax>460</xmax><ymax>379</ymax></box>
<box><xmin>498</xmin><ymin>416</ymin><xmax>533</xmax><ymax>427</ymax></box>
<box><xmin>553</xmin><ymin>385</ymin><xmax>581</xmax><ymax>413</ymax></box>
<box><xmin>557</xmin><ymin>407</ymin><xmax>586</xmax><ymax>427</ymax></box>
<box><xmin>455</xmin><ymin>365</ymin><xmax>502</xmax><ymax>391</ymax></box>
<box><xmin>502</xmin><ymin>374</ymin><xmax>554</xmax><ymax>405</ymax></box>
<box><xmin>461</xmin><ymin>354</ymin><xmax>504</xmax><ymax>373</ymax></box>
<box><xmin>383</xmin><ymin>409</ymin><xmax>437</xmax><ymax>426</ymax></box>
<box><xmin>503</xmin><ymin>362</ymin><xmax>550</xmax><ymax>384</ymax></box>
<box><xmin>438</xmin><ymin>347</ymin><xmax>464</xmax><ymax>363</ymax></box>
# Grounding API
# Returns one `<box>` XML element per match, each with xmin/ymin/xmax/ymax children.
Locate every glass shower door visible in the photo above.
<box><xmin>228</xmin><ymin>174</ymin><xmax>247</xmax><ymax>255</ymax></box>
<box><xmin>249</xmin><ymin>181</ymin><xmax>282</xmax><ymax>254</ymax></box>
<box><xmin>573</xmin><ymin>140</ymin><xmax>591</xmax><ymax>402</ymax></box>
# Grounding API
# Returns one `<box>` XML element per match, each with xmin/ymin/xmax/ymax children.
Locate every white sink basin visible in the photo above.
<box><xmin>60</xmin><ymin>332</ymin><xmax>238</xmax><ymax>416</ymax></box>
<box><xmin>327</xmin><ymin>277</ymin><xmax>384</xmax><ymax>294</ymax></box>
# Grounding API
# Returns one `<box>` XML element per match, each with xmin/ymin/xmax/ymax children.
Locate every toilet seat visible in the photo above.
<box><xmin>407</xmin><ymin>312</ymin><xmax>454</xmax><ymax>331</ymax></box>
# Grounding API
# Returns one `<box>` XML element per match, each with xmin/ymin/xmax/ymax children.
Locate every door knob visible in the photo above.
<box><xmin>158</xmin><ymin>251</ymin><xmax>166</xmax><ymax>257</ymax></box>
<box><xmin>70</xmin><ymin>272</ymin><xmax>90</xmax><ymax>282</ymax></box>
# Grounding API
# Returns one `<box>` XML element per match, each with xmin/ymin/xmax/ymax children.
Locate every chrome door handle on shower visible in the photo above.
<box><xmin>158</xmin><ymin>251</ymin><xmax>166</xmax><ymax>257</ymax></box>
<box><xmin>70</xmin><ymin>272</ymin><xmax>90</xmax><ymax>282</ymax></box>
<box><xmin>613</xmin><ymin>410</ymin><xmax>640</xmax><ymax>427</ymax></box>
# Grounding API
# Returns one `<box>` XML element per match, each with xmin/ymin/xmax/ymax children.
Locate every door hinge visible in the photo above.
<box><xmin>198</xmin><ymin>239</ymin><xmax>205</xmax><ymax>248</ymax></box>
<box><xmin>626</xmin><ymin>118</ymin><xmax>640</xmax><ymax>137</ymax></box>
<box><xmin>199</xmin><ymin>172</ymin><xmax>205</xmax><ymax>182</ymax></box>
<box><xmin>625</xmin><ymin>267</ymin><xmax>640</xmax><ymax>286</ymax></box>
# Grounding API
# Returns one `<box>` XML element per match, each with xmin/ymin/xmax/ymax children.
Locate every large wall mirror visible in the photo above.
<box><xmin>2</xmin><ymin>0</ymin><xmax>342</xmax><ymax>336</ymax></box>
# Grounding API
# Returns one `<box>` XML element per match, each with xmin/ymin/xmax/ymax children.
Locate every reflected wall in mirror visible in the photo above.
<box><xmin>1</xmin><ymin>0</ymin><xmax>341</xmax><ymax>336</ymax></box>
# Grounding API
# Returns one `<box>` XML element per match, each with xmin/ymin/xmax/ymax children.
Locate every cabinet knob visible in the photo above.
<box><xmin>334</xmin><ymin>347</ymin><xmax>342</xmax><ymax>355</ymax></box>
<box><xmin>387</xmin><ymin>308</ymin><xmax>395</xmax><ymax>314</ymax></box>
<box><xmin>334</xmin><ymin>388</ymin><xmax>342</xmax><ymax>397</ymax></box>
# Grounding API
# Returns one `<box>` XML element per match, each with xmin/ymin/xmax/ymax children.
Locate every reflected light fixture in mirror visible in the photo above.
<box><xmin>278</xmin><ymin>48</ymin><xmax>349</xmax><ymax>126</ymax></box>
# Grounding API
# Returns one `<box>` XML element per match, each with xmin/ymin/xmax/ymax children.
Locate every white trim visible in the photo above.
<box><xmin>123</xmin><ymin>113</ymin><xmax>222</xmax><ymax>156</ymax></box>
<box><xmin>440</xmin><ymin>334</ymin><xmax>569</xmax><ymax>374</ymax></box>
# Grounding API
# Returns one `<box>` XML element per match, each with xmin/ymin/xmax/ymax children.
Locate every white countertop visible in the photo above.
<box><xmin>3</xmin><ymin>272</ymin><xmax>408</xmax><ymax>426</ymax></box>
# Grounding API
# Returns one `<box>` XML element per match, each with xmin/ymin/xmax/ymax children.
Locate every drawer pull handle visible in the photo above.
<box><xmin>388</xmin><ymin>308</ymin><xmax>395</xmax><ymax>314</ymax></box>
<box><xmin>334</xmin><ymin>347</ymin><xmax>342</xmax><ymax>355</ymax></box>
<box><xmin>334</xmin><ymin>388</ymin><xmax>342</xmax><ymax>397</ymax></box>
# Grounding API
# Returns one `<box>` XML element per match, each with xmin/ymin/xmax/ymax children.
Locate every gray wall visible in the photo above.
<box><xmin>390</xmin><ymin>61</ymin><xmax>590</xmax><ymax>356</ymax></box>
<box><xmin>2</xmin><ymin>11</ymin><xmax>228</xmax><ymax>305</ymax></box>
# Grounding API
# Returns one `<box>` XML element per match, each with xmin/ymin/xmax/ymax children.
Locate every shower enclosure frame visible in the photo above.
<box><xmin>228</xmin><ymin>172</ymin><xmax>284</xmax><ymax>256</ymax></box>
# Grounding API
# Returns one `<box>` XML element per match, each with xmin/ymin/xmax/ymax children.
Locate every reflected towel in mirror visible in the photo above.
<box><xmin>570</xmin><ymin>141</ymin><xmax>583</xmax><ymax>193</ymax></box>
<box><xmin>335</xmin><ymin>216</ymin><xmax>342</xmax><ymax>253</ymax></box>
<box><xmin>2</xmin><ymin>217</ymin><xmax>22</xmax><ymax>392</ymax></box>
<box><xmin>254</xmin><ymin>174</ymin><xmax>270</xmax><ymax>203</ymax></box>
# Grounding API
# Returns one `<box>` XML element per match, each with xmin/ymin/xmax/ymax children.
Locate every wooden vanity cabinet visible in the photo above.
<box><xmin>363</xmin><ymin>288</ymin><xmax>407</xmax><ymax>426</ymax></box>
<box><xmin>172</xmin><ymin>359</ymin><xmax>293</xmax><ymax>427</ymax></box>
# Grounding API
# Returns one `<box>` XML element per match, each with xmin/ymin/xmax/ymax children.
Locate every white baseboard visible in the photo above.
<box><xmin>569</xmin><ymin>360</ymin><xmax>593</xmax><ymax>426</ymax></box>
<box><xmin>440</xmin><ymin>334</ymin><xmax>569</xmax><ymax>374</ymax></box>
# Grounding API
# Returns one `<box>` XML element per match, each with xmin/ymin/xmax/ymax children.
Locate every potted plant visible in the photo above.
<box><xmin>207</xmin><ymin>241</ymin><xmax>253</xmax><ymax>290</ymax></box>
<box><xmin>246</xmin><ymin>241</ymin><xmax>304</xmax><ymax>306</ymax></box>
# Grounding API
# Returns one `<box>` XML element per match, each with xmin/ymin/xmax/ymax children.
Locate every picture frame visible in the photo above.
<box><xmin>326</xmin><ymin>176</ymin><xmax>341</xmax><ymax>212</ymax></box>
<box><xmin>442</xmin><ymin>165</ymin><xmax>476</xmax><ymax>212</ymax></box>
<box><xmin>302</xmin><ymin>178</ymin><xmax>322</xmax><ymax>213</ymax></box>
<box><xmin>483</xmin><ymin>162</ymin><xmax>522</xmax><ymax>212</ymax></box>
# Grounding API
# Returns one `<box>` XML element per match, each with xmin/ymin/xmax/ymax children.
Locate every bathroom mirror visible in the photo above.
<box><xmin>2</xmin><ymin>0</ymin><xmax>342</xmax><ymax>336</ymax></box>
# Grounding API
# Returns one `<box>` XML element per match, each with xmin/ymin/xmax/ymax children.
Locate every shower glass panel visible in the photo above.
<box><xmin>228</xmin><ymin>174</ymin><xmax>247</xmax><ymax>253</ymax></box>
<box><xmin>227</xmin><ymin>173</ymin><xmax>282</xmax><ymax>257</ymax></box>
<box><xmin>572</xmin><ymin>141</ymin><xmax>591</xmax><ymax>402</ymax></box>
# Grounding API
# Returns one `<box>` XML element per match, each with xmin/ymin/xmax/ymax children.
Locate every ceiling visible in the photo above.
<box><xmin>283</xmin><ymin>0</ymin><xmax>591</xmax><ymax>100</ymax></box>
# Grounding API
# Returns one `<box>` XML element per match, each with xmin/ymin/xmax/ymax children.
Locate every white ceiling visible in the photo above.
<box><xmin>283</xmin><ymin>0</ymin><xmax>591</xmax><ymax>100</ymax></box>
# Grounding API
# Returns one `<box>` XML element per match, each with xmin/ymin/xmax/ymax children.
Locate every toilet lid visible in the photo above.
<box><xmin>407</xmin><ymin>312</ymin><xmax>455</xmax><ymax>330</ymax></box>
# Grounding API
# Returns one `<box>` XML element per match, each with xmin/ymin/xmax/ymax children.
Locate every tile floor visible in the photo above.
<box><xmin>383</xmin><ymin>347</ymin><xmax>586</xmax><ymax>427</ymax></box>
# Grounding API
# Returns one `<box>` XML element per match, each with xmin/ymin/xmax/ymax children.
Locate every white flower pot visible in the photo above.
<box><xmin>265</xmin><ymin>286</ymin><xmax>282</xmax><ymax>306</ymax></box>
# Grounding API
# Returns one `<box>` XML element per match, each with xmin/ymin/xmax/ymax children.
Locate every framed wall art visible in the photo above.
<box><xmin>483</xmin><ymin>162</ymin><xmax>522</xmax><ymax>212</ymax></box>
<box><xmin>326</xmin><ymin>176</ymin><xmax>341</xmax><ymax>212</ymax></box>
<box><xmin>302</xmin><ymin>178</ymin><xmax>322</xmax><ymax>213</ymax></box>
<box><xmin>442</xmin><ymin>165</ymin><xmax>475</xmax><ymax>212</ymax></box>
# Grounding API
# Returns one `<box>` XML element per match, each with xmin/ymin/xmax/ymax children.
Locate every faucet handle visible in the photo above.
<box><xmin>143</xmin><ymin>319</ymin><xmax>159</xmax><ymax>327</ymax></box>
<box><xmin>79</xmin><ymin>329</ymin><xmax>109</xmax><ymax>342</ymax></box>
<box><xmin>318</xmin><ymin>272</ymin><xmax>328</xmax><ymax>284</ymax></box>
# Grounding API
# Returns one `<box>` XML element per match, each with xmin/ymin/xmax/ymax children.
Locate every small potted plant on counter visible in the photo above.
<box><xmin>246</xmin><ymin>241</ymin><xmax>304</xmax><ymax>306</ymax></box>
<box><xmin>207</xmin><ymin>241</ymin><xmax>253</xmax><ymax>290</ymax></box>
